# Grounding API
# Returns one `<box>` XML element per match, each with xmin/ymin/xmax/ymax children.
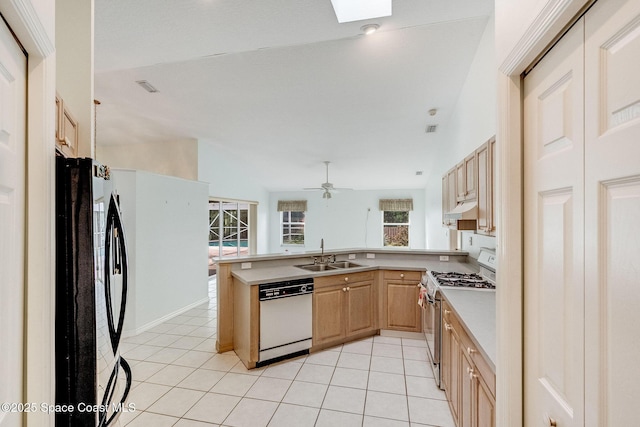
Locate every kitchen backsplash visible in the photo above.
<box><xmin>460</xmin><ymin>231</ymin><xmax>496</xmax><ymax>260</ymax></box>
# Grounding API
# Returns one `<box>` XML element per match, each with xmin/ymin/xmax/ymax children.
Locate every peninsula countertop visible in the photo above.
<box><xmin>221</xmin><ymin>249</ymin><xmax>478</xmax><ymax>285</ymax></box>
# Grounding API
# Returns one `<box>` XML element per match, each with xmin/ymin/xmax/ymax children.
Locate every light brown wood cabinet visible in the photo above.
<box><xmin>441</xmin><ymin>299</ymin><xmax>495</xmax><ymax>427</ymax></box>
<box><xmin>442</xmin><ymin>167</ymin><xmax>458</xmax><ymax>226</ymax></box>
<box><xmin>313</xmin><ymin>271</ymin><xmax>375</xmax><ymax>348</ymax></box>
<box><xmin>55</xmin><ymin>92</ymin><xmax>79</xmax><ymax>157</ymax></box>
<box><xmin>456</xmin><ymin>153</ymin><xmax>477</xmax><ymax>203</ymax></box>
<box><xmin>381</xmin><ymin>270</ymin><xmax>422</xmax><ymax>332</ymax></box>
<box><xmin>442</xmin><ymin>137</ymin><xmax>496</xmax><ymax>235</ymax></box>
<box><xmin>476</xmin><ymin>137</ymin><xmax>496</xmax><ymax>236</ymax></box>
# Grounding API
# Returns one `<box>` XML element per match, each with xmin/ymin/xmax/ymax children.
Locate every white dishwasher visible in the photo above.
<box><xmin>258</xmin><ymin>278</ymin><xmax>314</xmax><ymax>365</ymax></box>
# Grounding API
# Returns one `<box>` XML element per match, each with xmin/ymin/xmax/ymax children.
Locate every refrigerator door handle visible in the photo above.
<box><xmin>98</xmin><ymin>357</ymin><xmax>133</xmax><ymax>427</ymax></box>
<box><xmin>104</xmin><ymin>194</ymin><xmax>128</xmax><ymax>354</ymax></box>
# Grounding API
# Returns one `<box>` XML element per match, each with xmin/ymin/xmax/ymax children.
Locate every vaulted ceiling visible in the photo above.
<box><xmin>94</xmin><ymin>0</ymin><xmax>493</xmax><ymax>191</ymax></box>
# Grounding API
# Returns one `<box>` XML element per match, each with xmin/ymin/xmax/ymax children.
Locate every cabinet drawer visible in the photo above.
<box><xmin>315</xmin><ymin>271</ymin><xmax>374</xmax><ymax>288</ymax></box>
<box><xmin>382</xmin><ymin>270</ymin><xmax>422</xmax><ymax>281</ymax></box>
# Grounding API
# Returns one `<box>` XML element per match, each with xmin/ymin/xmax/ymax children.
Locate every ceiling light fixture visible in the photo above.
<box><xmin>361</xmin><ymin>24</ymin><xmax>380</xmax><ymax>35</ymax></box>
<box><xmin>136</xmin><ymin>80</ymin><xmax>159</xmax><ymax>93</ymax></box>
<box><xmin>330</xmin><ymin>0</ymin><xmax>391</xmax><ymax>23</ymax></box>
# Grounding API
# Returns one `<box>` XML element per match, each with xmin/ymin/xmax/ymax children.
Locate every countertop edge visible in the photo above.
<box><xmin>440</xmin><ymin>288</ymin><xmax>496</xmax><ymax>373</ymax></box>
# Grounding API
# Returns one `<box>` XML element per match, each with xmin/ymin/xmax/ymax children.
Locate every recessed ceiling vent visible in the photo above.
<box><xmin>136</xmin><ymin>80</ymin><xmax>159</xmax><ymax>93</ymax></box>
<box><xmin>425</xmin><ymin>124</ymin><xmax>438</xmax><ymax>133</ymax></box>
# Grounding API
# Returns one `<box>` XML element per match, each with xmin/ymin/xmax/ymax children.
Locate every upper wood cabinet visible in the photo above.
<box><xmin>456</xmin><ymin>153</ymin><xmax>477</xmax><ymax>203</ymax></box>
<box><xmin>55</xmin><ymin>92</ymin><xmax>79</xmax><ymax>158</ymax></box>
<box><xmin>476</xmin><ymin>137</ymin><xmax>496</xmax><ymax>236</ymax></box>
<box><xmin>442</xmin><ymin>137</ymin><xmax>496</xmax><ymax>235</ymax></box>
<box><xmin>381</xmin><ymin>270</ymin><xmax>422</xmax><ymax>332</ymax></box>
<box><xmin>442</xmin><ymin>167</ymin><xmax>458</xmax><ymax>226</ymax></box>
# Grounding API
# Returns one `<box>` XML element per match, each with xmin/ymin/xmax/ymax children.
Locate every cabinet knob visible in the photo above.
<box><xmin>346</xmin><ymin>287</ymin><xmax>350</xmax><ymax>291</ymax></box>
<box><xmin>544</xmin><ymin>415</ymin><xmax>558</xmax><ymax>427</ymax></box>
<box><xmin>468</xmin><ymin>368</ymin><xmax>476</xmax><ymax>380</ymax></box>
<box><xmin>416</xmin><ymin>283</ymin><xmax>421</xmax><ymax>288</ymax></box>
<box><xmin>400</xmin><ymin>273</ymin><xmax>404</xmax><ymax>278</ymax></box>
<box><xmin>343</xmin><ymin>287</ymin><xmax>347</xmax><ymax>292</ymax></box>
<box><xmin>444</xmin><ymin>309</ymin><xmax>451</xmax><ymax>315</ymax></box>
<box><xmin>467</xmin><ymin>347</ymin><xmax>476</xmax><ymax>355</ymax></box>
<box><xmin>344</xmin><ymin>277</ymin><xmax>349</xmax><ymax>282</ymax></box>
<box><xmin>445</xmin><ymin>323</ymin><xmax>452</xmax><ymax>331</ymax></box>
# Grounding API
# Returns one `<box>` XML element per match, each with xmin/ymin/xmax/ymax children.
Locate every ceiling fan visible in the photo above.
<box><xmin>304</xmin><ymin>161</ymin><xmax>352</xmax><ymax>199</ymax></box>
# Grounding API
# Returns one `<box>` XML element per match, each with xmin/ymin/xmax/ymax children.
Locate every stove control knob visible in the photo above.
<box><xmin>300</xmin><ymin>285</ymin><xmax>308</xmax><ymax>292</ymax></box>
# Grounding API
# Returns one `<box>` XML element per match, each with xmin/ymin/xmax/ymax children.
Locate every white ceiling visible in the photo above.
<box><xmin>94</xmin><ymin>0</ymin><xmax>493</xmax><ymax>191</ymax></box>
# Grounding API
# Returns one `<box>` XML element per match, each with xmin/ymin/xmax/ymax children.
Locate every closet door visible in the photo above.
<box><xmin>523</xmin><ymin>17</ymin><xmax>585</xmax><ymax>427</ymax></box>
<box><xmin>584</xmin><ymin>0</ymin><xmax>640</xmax><ymax>425</ymax></box>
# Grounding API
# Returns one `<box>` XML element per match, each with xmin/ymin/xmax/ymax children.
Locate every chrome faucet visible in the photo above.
<box><xmin>314</xmin><ymin>238</ymin><xmax>334</xmax><ymax>264</ymax></box>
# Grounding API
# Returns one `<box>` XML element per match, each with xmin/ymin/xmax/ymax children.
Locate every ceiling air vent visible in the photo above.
<box><xmin>136</xmin><ymin>80</ymin><xmax>159</xmax><ymax>93</ymax></box>
<box><xmin>425</xmin><ymin>124</ymin><xmax>438</xmax><ymax>133</ymax></box>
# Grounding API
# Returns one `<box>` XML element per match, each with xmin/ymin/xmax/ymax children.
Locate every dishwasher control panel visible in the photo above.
<box><xmin>258</xmin><ymin>278</ymin><xmax>314</xmax><ymax>300</ymax></box>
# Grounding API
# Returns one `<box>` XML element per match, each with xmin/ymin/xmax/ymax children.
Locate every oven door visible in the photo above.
<box><xmin>421</xmin><ymin>279</ymin><xmax>443</xmax><ymax>388</ymax></box>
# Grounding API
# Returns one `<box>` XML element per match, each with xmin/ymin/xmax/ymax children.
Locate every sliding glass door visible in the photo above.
<box><xmin>209</xmin><ymin>200</ymin><xmax>251</xmax><ymax>257</ymax></box>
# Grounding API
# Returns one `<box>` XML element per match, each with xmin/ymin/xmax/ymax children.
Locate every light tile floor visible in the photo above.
<box><xmin>118</xmin><ymin>276</ymin><xmax>454</xmax><ymax>427</ymax></box>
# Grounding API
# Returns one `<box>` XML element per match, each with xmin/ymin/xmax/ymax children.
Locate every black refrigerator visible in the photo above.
<box><xmin>55</xmin><ymin>157</ymin><xmax>132</xmax><ymax>426</ymax></box>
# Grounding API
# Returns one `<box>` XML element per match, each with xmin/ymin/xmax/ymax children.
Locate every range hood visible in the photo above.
<box><xmin>445</xmin><ymin>201</ymin><xmax>478</xmax><ymax>230</ymax></box>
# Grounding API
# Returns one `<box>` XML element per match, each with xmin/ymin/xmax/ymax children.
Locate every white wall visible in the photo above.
<box><xmin>268</xmin><ymin>189</ymin><xmax>426</xmax><ymax>254</ymax></box>
<box><xmin>424</xmin><ymin>15</ymin><xmax>497</xmax><ymax>250</ymax></box>
<box><xmin>97</xmin><ymin>139</ymin><xmax>199</xmax><ymax>180</ymax></box>
<box><xmin>111</xmin><ymin>169</ymin><xmax>209</xmax><ymax>334</ymax></box>
<box><xmin>56</xmin><ymin>0</ymin><xmax>94</xmax><ymax>157</ymax></box>
<box><xmin>197</xmin><ymin>141</ymin><xmax>270</xmax><ymax>253</ymax></box>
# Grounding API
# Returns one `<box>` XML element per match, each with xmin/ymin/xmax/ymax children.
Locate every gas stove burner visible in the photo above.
<box><xmin>433</xmin><ymin>272</ymin><xmax>485</xmax><ymax>282</ymax></box>
<box><xmin>429</xmin><ymin>271</ymin><xmax>495</xmax><ymax>290</ymax></box>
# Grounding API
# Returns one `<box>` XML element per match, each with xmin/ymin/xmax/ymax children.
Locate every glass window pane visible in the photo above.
<box><xmin>384</xmin><ymin>211</ymin><xmax>409</xmax><ymax>223</ymax></box>
<box><xmin>383</xmin><ymin>225</ymin><xmax>409</xmax><ymax>247</ymax></box>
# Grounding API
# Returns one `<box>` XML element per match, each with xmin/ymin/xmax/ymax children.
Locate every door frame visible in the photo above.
<box><xmin>496</xmin><ymin>0</ymin><xmax>594</xmax><ymax>426</ymax></box>
<box><xmin>0</xmin><ymin>2</ymin><xmax>55</xmax><ymax>426</ymax></box>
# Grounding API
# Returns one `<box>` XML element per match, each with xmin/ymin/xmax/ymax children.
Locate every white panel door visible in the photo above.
<box><xmin>0</xmin><ymin>19</ymin><xmax>27</xmax><ymax>427</ymax></box>
<box><xmin>523</xmin><ymin>18</ymin><xmax>585</xmax><ymax>427</ymax></box>
<box><xmin>584</xmin><ymin>0</ymin><xmax>640</xmax><ymax>425</ymax></box>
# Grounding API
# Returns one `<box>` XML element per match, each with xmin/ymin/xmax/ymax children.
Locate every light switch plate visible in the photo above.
<box><xmin>241</xmin><ymin>262</ymin><xmax>252</xmax><ymax>269</ymax></box>
<box><xmin>366</xmin><ymin>253</ymin><xmax>375</xmax><ymax>259</ymax></box>
<box><xmin>439</xmin><ymin>255</ymin><xmax>449</xmax><ymax>261</ymax></box>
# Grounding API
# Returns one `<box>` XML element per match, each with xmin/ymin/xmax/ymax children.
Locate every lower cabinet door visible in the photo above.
<box><xmin>345</xmin><ymin>281</ymin><xmax>374</xmax><ymax>336</ymax></box>
<box><xmin>313</xmin><ymin>285</ymin><xmax>345</xmax><ymax>346</ymax></box>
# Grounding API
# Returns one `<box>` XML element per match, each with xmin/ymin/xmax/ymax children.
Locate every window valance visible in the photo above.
<box><xmin>277</xmin><ymin>200</ymin><xmax>308</xmax><ymax>212</ymax></box>
<box><xmin>379</xmin><ymin>198</ymin><xmax>413</xmax><ymax>211</ymax></box>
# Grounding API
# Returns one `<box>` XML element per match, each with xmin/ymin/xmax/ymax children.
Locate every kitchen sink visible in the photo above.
<box><xmin>295</xmin><ymin>264</ymin><xmax>339</xmax><ymax>272</ymax></box>
<box><xmin>328</xmin><ymin>261</ymin><xmax>362</xmax><ymax>269</ymax></box>
<box><xmin>295</xmin><ymin>261</ymin><xmax>362</xmax><ymax>272</ymax></box>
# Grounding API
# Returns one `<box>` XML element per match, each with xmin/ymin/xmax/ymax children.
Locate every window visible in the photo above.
<box><xmin>380</xmin><ymin>198</ymin><xmax>413</xmax><ymax>247</ymax></box>
<box><xmin>282</xmin><ymin>211</ymin><xmax>305</xmax><ymax>245</ymax></box>
<box><xmin>277</xmin><ymin>200</ymin><xmax>307</xmax><ymax>245</ymax></box>
<box><xmin>383</xmin><ymin>211</ymin><xmax>409</xmax><ymax>246</ymax></box>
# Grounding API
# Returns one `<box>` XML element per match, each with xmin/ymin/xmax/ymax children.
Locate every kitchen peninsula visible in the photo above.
<box><xmin>215</xmin><ymin>248</ymin><xmax>476</xmax><ymax>368</ymax></box>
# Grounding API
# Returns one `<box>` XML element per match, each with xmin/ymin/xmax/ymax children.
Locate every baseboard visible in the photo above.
<box><xmin>379</xmin><ymin>329</ymin><xmax>425</xmax><ymax>340</ymax></box>
<box><xmin>122</xmin><ymin>296</ymin><xmax>211</xmax><ymax>338</ymax></box>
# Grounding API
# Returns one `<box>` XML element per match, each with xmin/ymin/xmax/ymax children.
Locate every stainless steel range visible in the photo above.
<box><xmin>420</xmin><ymin>248</ymin><xmax>496</xmax><ymax>389</ymax></box>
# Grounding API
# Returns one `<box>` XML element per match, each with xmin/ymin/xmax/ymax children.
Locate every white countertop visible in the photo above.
<box><xmin>440</xmin><ymin>287</ymin><xmax>496</xmax><ymax>371</ymax></box>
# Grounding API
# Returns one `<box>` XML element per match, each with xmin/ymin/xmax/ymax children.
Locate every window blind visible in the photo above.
<box><xmin>277</xmin><ymin>200</ymin><xmax>308</xmax><ymax>212</ymax></box>
<box><xmin>379</xmin><ymin>198</ymin><xmax>413</xmax><ymax>211</ymax></box>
